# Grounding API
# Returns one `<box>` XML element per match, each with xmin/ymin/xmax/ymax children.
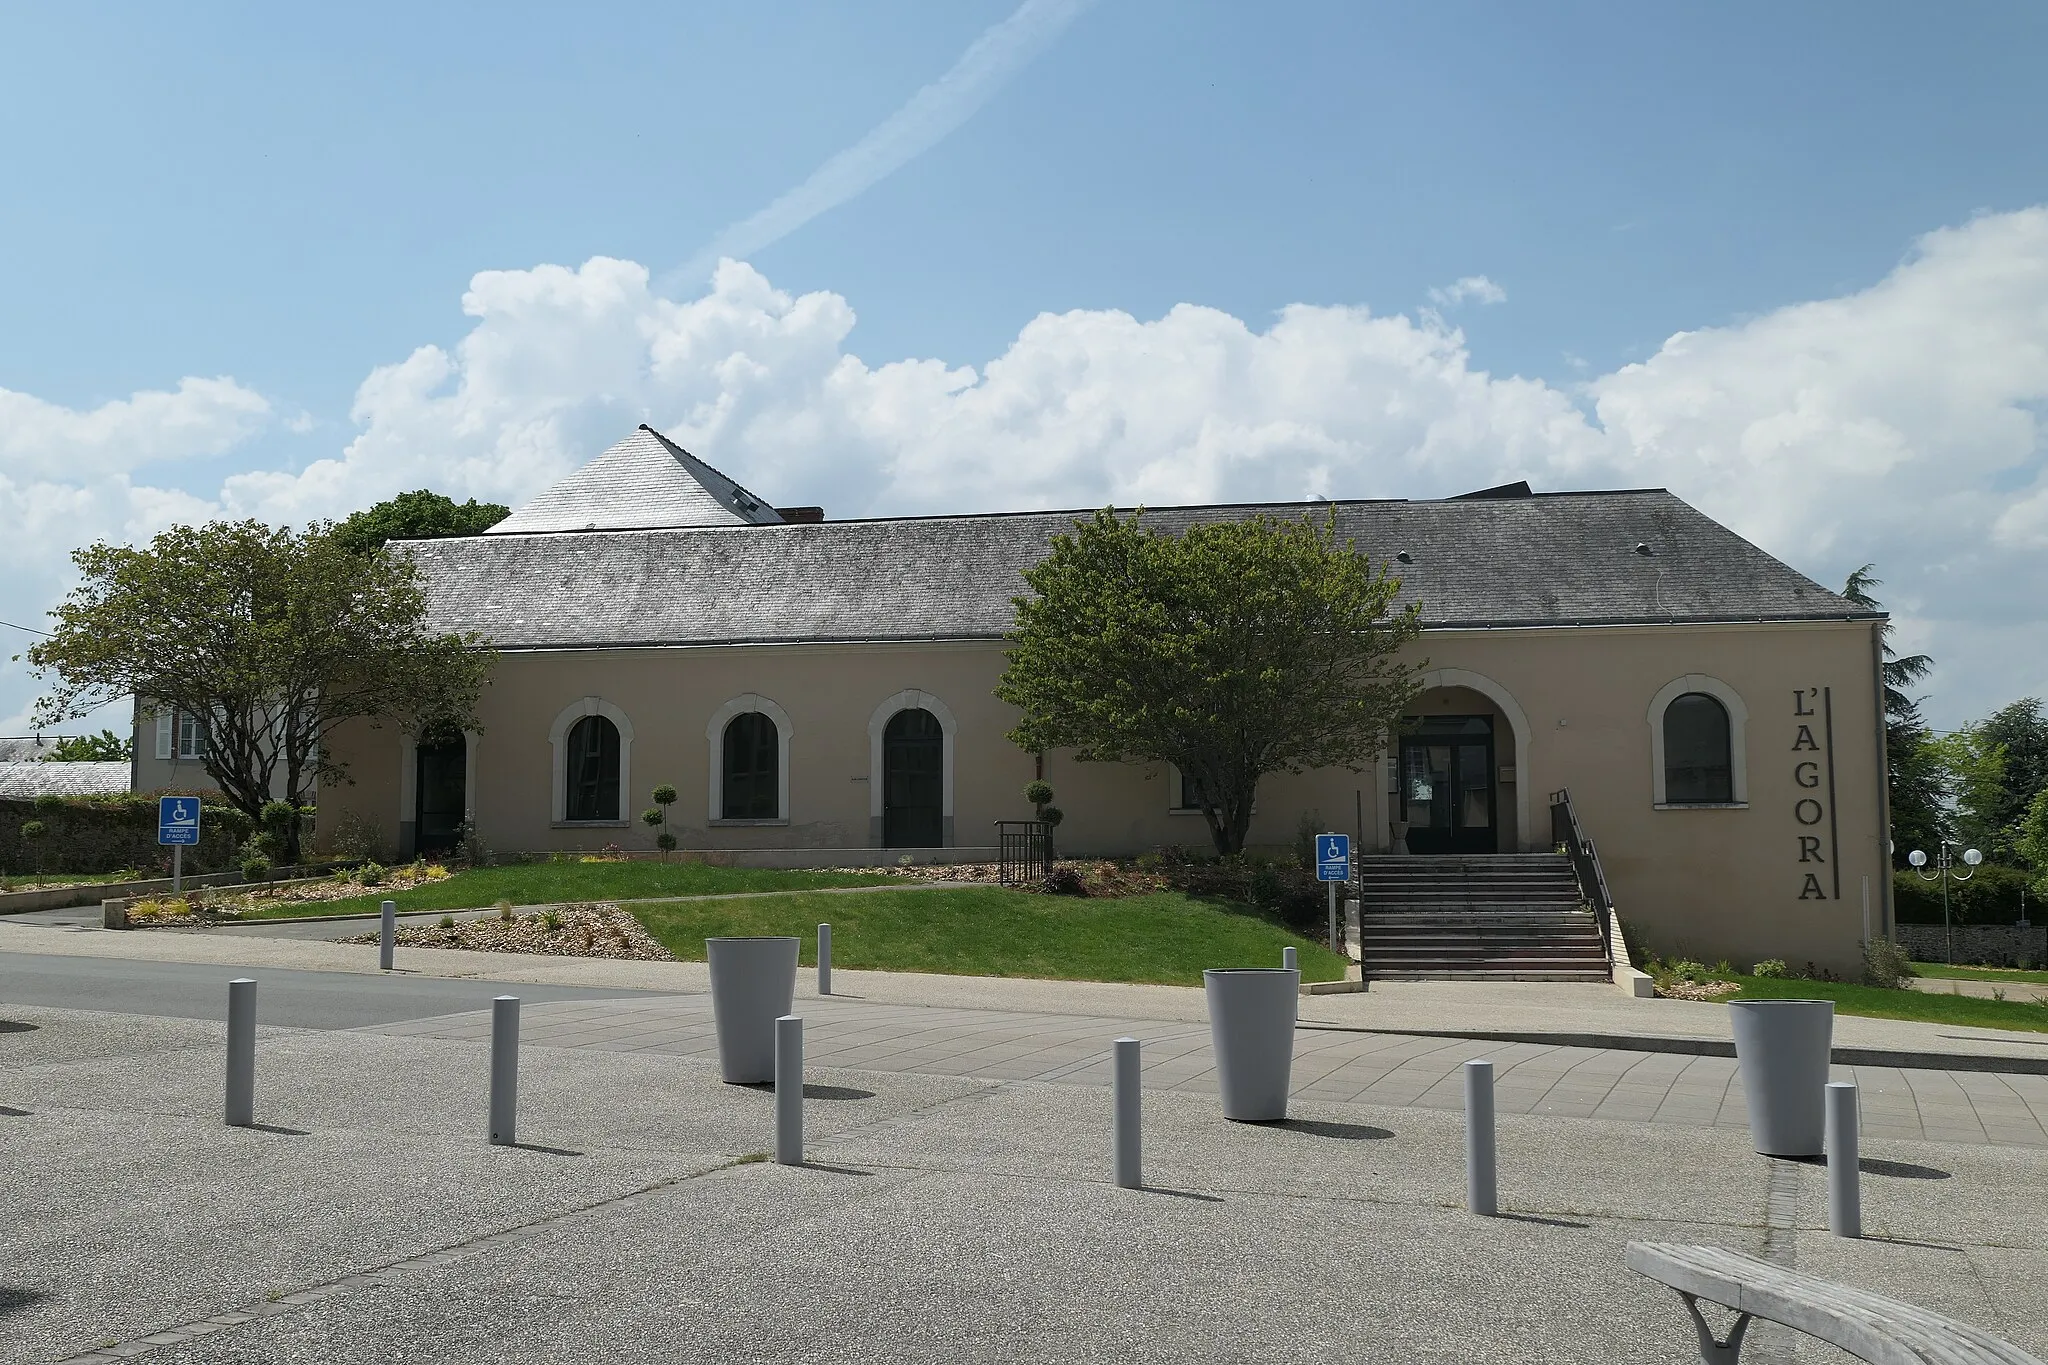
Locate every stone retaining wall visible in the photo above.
<box><xmin>1897</xmin><ymin>922</ymin><xmax>2046</xmax><ymax>968</ymax></box>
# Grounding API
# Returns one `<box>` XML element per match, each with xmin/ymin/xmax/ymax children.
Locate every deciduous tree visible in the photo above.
<box><xmin>27</xmin><ymin>520</ymin><xmax>494</xmax><ymax>862</ymax></box>
<box><xmin>332</xmin><ymin>490</ymin><xmax>509</xmax><ymax>556</ymax></box>
<box><xmin>998</xmin><ymin>508</ymin><xmax>1421</xmax><ymax>855</ymax></box>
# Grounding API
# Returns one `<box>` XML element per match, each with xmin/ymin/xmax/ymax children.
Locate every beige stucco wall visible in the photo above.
<box><xmin>316</xmin><ymin>617</ymin><xmax>1885</xmax><ymax>976</ymax></box>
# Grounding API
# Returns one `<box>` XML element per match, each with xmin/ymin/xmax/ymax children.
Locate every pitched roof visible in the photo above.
<box><xmin>487</xmin><ymin>426</ymin><xmax>786</xmax><ymax>535</ymax></box>
<box><xmin>0</xmin><ymin>761</ymin><xmax>129</xmax><ymax>799</ymax></box>
<box><xmin>0</xmin><ymin>737</ymin><xmax>54</xmax><ymax>763</ymax></box>
<box><xmin>404</xmin><ymin>488</ymin><xmax>1873</xmax><ymax>651</ymax></box>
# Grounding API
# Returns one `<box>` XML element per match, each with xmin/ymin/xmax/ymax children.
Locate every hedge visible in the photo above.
<box><xmin>1</xmin><ymin>793</ymin><xmax>252</xmax><ymax>876</ymax></box>
<box><xmin>1892</xmin><ymin>865</ymin><xmax>2041</xmax><ymax>926</ymax></box>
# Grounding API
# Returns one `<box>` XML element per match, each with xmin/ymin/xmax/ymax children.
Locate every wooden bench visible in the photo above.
<box><xmin>1626</xmin><ymin>1242</ymin><xmax>2044</xmax><ymax>1364</ymax></box>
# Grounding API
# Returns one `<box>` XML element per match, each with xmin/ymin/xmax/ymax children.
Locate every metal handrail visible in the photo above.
<box><xmin>994</xmin><ymin>820</ymin><xmax>1053</xmax><ymax>885</ymax></box>
<box><xmin>1548</xmin><ymin>787</ymin><xmax>1615</xmax><ymax>973</ymax></box>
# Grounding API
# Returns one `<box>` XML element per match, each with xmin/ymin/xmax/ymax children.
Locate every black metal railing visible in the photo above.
<box><xmin>994</xmin><ymin>820</ymin><xmax>1053</xmax><ymax>885</ymax></box>
<box><xmin>1548</xmin><ymin>787</ymin><xmax>1615</xmax><ymax>972</ymax></box>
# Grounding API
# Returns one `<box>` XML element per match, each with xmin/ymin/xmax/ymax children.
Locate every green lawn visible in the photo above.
<box><xmin>239</xmin><ymin>861</ymin><xmax>901</xmax><ymax>920</ymax></box>
<box><xmin>1725</xmin><ymin>974</ymin><xmax>2048</xmax><ymax>1033</ymax></box>
<box><xmin>1911</xmin><ymin>962</ymin><xmax>2048</xmax><ymax>985</ymax></box>
<box><xmin>629</xmin><ymin>887</ymin><xmax>1350</xmax><ymax>986</ymax></box>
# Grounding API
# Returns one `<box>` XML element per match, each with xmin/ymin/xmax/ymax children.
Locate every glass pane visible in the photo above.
<box><xmin>565</xmin><ymin>716</ymin><xmax>620</xmax><ymax>821</ymax></box>
<box><xmin>1665</xmin><ymin>694</ymin><xmax>1733</xmax><ymax>803</ymax></box>
<box><xmin>723</xmin><ymin>713</ymin><xmax>779</xmax><ymax>819</ymax></box>
<box><xmin>1405</xmin><ymin>745</ymin><xmax>1453</xmax><ymax>830</ymax></box>
<box><xmin>1458</xmin><ymin>744</ymin><xmax>1492</xmax><ymax>828</ymax></box>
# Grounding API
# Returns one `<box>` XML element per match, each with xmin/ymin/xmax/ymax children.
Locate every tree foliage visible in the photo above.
<box><xmin>1841</xmin><ymin>565</ymin><xmax>1943</xmax><ymax>864</ymax></box>
<box><xmin>39</xmin><ymin>729</ymin><xmax>131</xmax><ymax>762</ymax></box>
<box><xmin>27</xmin><ymin>520</ymin><xmax>494</xmax><ymax>860</ymax></box>
<box><xmin>332</xmin><ymin>490</ymin><xmax>509</xmax><ymax>556</ymax></box>
<box><xmin>1977</xmin><ymin>697</ymin><xmax>2048</xmax><ymax>860</ymax></box>
<box><xmin>998</xmin><ymin>508</ymin><xmax>1421</xmax><ymax>855</ymax></box>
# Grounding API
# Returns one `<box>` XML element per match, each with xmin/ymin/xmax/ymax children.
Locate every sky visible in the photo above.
<box><xmin>3</xmin><ymin>0</ymin><xmax>2045</xmax><ymax>735</ymax></box>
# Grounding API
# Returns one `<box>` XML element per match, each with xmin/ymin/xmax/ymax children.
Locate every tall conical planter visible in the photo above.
<box><xmin>1204</xmin><ymin>968</ymin><xmax>1298</xmax><ymax>1122</ymax></box>
<box><xmin>1729</xmin><ymin>999</ymin><xmax>1834</xmax><ymax>1156</ymax></box>
<box><xmin>707</xmin><ymin>936</ymin><xmax>800</xmax><ymax>1084</ymax></box>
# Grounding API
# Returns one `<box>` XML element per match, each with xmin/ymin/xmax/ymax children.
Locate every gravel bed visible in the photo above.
<box><xmin>338</xmin><ymin>903</ymin><xmax>675</xmax><ymax>961</ymax></box>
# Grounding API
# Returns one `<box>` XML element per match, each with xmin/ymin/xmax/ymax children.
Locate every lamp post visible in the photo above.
<box><xmin>1907</xmin><ymin>844</ymin><xmax>1982</xmax><ymax>966</ymax></box>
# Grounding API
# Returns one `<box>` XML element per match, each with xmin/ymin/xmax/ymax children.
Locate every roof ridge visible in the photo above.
<box><xmin>635</xmin><ymin>425</ymin><xmax>784</xmax><ymax>523</ymax></box>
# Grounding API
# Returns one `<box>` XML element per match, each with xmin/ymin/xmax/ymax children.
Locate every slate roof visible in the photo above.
<box><xmin>0</xmin><ymin>737</ymin><xmax>54</xmax><ymax>764</ymax></box>
<box><xmin>0</xmin><ymin>762</ymin><xmax>129</xmax><ymax>799</ymax></box>
<box><xmin>404</xmin><ymin>487</ymin><xmax>1875</xmax><ymax>651</ymax></box>
<box><xmin>487</xmin><ymin>426</ymin><xmax>786</xmax><ymax>534</ymax></box>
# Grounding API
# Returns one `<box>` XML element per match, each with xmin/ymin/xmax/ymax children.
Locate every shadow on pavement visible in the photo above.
<box><xmin>1861</xmin><ymin>1158</ymin><xmax>1951</xmax><ymax>1180</ymax></box>
<box><xmin>0</xmin><ymin>1286</ymin><xmax>49</xmax><ymax>1317</ymax></box>
<box><xmin>506</xmin><ymin>1142</ymin><xmax>584</xmax><ymax>1157</ymax></box>
<box><xmin>1143</xmin><ymin>1187</ymin><xmax>1225</xmax><ymax>1203</ymax></box>
<box><xmin>1279</xmin><ymin>1118</ymin><xmax>1394</xmax><ymax>1141</ymax></box>
<box><xmin>0</xmin><ymin>1020</ymin><xmax>38</xmax><ymax>1034</ymax></box>
<box><xmin>1492</xmin><ymin>1211</ymin><xmax>1590</xmax><ymax>1230</ymax></box>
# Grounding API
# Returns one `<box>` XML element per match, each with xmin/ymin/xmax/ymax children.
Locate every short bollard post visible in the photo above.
<box><xmin>817</xmin><ymin>923</ymin><xmax>832</xmax><ymax>996</ymax></box>
<box><xmin>775</xmin><ymin>1014</ymin><xmax>804</xmax><ymax>1166</ymax></box>
<box><xmin>1826</xmin><ymin>1081</ymin><xmax>1862</xmax><ymax>1238</ymax></box>
<box><xmin>1464</xmin><ymin>1059</ymin><xmax>1497</xmax><ymax>1216</ymax></box>
<box><xmin>379</xmin><ymin>899</ymin><xmax>396</xmax><ymax>972</ymax></box>
<box><xmin>489</xmin><ymin>996</ymin><xmax>520</xmax><ymax>1146</ymax></box>
<box><xmin>1113</xmin><ymin>1036</ymin><xmax>1142</xmax><ymax>1189</ymax></box>
<box><xmin>225</xmin><ymin>978</ymin><xmax>257</xmax><ymax>1127</ymax></box>
<box><xmin>1281</xmin><ymin>946</ymin><xmax>1298</xmax><ymax>973</ymax></box>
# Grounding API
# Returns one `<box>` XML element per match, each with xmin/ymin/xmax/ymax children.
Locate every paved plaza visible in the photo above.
<box><xmin>3</xmin><ymin>949</ymin><xmax>2047</xmax><ymax>1363</ymax></box>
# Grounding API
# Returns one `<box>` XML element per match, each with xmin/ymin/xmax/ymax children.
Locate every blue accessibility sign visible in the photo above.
<box><xmin>1315</xmin><ymin>832</ymin><xmax>1351</xmax><ymax>882</ymax></box>
<box><xmin>158</xmin><ymin>795</ymin><xmax>202</xmax><ymax>846</ymax></box>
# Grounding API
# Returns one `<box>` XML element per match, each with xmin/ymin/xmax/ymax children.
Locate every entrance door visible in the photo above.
<box><xmin>883</xmin><ymin>708</ymin><xmax>944</xmax><ymax>847</ymax></box>
<box><xmin>415</xmin><ymin>736</ymin><xmax>467</xmax><ymax>857</ymax></box>
<box><xmin>1399</xmin><ymin>716</ymin><xmax>1495</xmax><ymax>855</ymax></box>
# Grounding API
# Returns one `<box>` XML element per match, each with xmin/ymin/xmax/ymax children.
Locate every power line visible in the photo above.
<box><xmin>0</xmin><ymin>617</ymin><xmax>50</xmax><ymax>637</ymax></box>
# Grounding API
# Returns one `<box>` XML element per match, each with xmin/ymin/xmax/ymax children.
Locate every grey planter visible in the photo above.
<box><xmin>707</xmin><ymin>936</ymin><xmax>800</xmax><ymax>1084</ymax></box>
<box><xmin>1204</xmin><ymin>968</ymin><xmax>1298</xmax><ymax>1122</ymax></box>
<box><xmin>1729</xmin><ymin>999</ymin><xmax>1835</xmax><ymax>1156</ymax></box>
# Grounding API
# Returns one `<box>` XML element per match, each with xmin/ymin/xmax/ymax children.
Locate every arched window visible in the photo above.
<box><xmin>722</xmin><ymin>712</ymin><xmax>781</xmax><ymax>820</ymax></box>
<box><xmin>1663</xmin><ymin>693</ymin><xmax>1733</xmax><ymax>804</ymax></box>
<box><xmin>564</xmin><ymin>715</ymin><xmax>621</xmax><ymax>822</ymax></box>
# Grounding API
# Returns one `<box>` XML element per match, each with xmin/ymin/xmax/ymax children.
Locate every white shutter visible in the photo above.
<box><xmin>155</xmin><ymin>712</ymin><xmax>173</xmax><ymax>760</ymax></box>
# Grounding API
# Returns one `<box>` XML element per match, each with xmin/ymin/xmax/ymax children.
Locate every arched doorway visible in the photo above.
<box><xmin>414</xmin><ymin>734</ymin><xmax>468</xmax><ymax>856</ymax></box>
<box><xmin>1399</xmin><ymin>715</ymin><xmax>1496</xmax><ymax>854</ymax></box>
<box><xmin>882</xmin><ymin>708</ymin><xmax>944</xmax><ymax>847</ymax></box>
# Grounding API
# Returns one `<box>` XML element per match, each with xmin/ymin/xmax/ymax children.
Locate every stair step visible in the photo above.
<box><xmin>1363</xmin><ymin>970</ymin><xmax>1613</xmax><ymax>982</ymax></box>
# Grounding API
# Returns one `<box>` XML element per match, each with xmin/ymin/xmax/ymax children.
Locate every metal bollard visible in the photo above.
<box><xmin>818</xmin><ymin>923</ymin><xmax>832</xmax><ymax>996</ymax></box>
<box><xmin>225</xmin><ymin>978</ymin><xmax>257</xmax><ymax>1127</ymax></box>
<box><xmin>379</xmin><ymin>899</ymin><xmax>396</xmax><ymax>972</ymax></box>
<box><xmin>1826</xmin><ymin>1081</ymin><xmax>1861</xmax><ymax>1238</ymax></box>
<box><xmin>1113</xmin><ymin>1036</ymin><xmax>1142</xmax><ymax>1189</ymax></box>
<box><xmin>776</xmin><ymin>1015</ymin><xmax>804</xmax><ymax>1166</ymax></box>
<box><xmin>1464</xmin><ymin>1059</ymin><xmax>1497</xmax><ymax>1216</ymax></box>
<box><xmin>489</xmin><ymin>996</ymin><xmax>520</xmax><ymax>1146</ymax></box>
<box><xmin>1282</xmin><ymin>946</ymin><xmax>1298</xmax><ymax>973</ymax></box>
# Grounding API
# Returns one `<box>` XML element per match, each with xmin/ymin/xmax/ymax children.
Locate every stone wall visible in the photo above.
<box><xmin>1896</xmin><ymin>923</ymin><xmax>2047</xmax><ymax>968</ymax></box>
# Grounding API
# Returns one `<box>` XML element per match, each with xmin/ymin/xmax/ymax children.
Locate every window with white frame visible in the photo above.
<box><xmin>1647</xmin><ymin>675</ymin><xmax>1749</xmax><ymax>807</ymax></box>
<box><xmin>155</xmin><ymin>709</ymin><xmax>207</xmax><ymax>760</ymax></box>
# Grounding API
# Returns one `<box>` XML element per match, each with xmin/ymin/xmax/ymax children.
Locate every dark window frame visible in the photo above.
<box><xmin>563</xmin><ymin>715</ymin><xmax>621</xmax><ymax>822</ymax></box>
<box><xmin>721</xmin><ymin>711</ymin><xmax>781</xmax><ymax>821</ymax></box>
<box><xmin>1662</xmin><ymin>692</ymin><xmax>1734</xmax><ymax>805</ymax></box>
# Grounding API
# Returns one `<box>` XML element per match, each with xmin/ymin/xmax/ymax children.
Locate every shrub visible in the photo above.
<box><xmin>1862</xmin><ymin>938</ymin><xmax>1914</xmax><ymax>990</ymax></box>
<box><xmin>1022</xmin><ymin>781</ymin><xmax>1054</xmax><ymax>808</ymax></box>
<box><xmin>496</xmin><ymin>899</ymin><xmax>513</xmax><ymax>922</ymax></box>
<box><xmin>1750</xmin><ymin>959</ymin><xmax>1789</xmax><ymax>978</ymax></box>
<box><xmin>18</xmin><ymin>820</ymin><xmax>46</xmax><ymax>840</ymax></box>
<box><xmin>1039</xmin><ymin>866</ymin><xmax>1087</xmax><ymax>897</ymax></box>
<box><xmin>438</xmin><ymin>914</ymin><xmax>456</xmax><ymax>929</ymax></box>
<box><xmin>239</xmin><ymin>855</ymin><xmax>271</xmax><ymax>882</ymax></box>
<box><xmin>32</xmin><ymin>793</ymin><xmax>64</xmax><ymax>814</ymax></box>
<box><xmin>1153</xmin><ymin>848</ymin><xmax>1323</xmax><ymax>933</ymax></box>
<box><xmin>325</xmin><ymin>808</ymin><xmax>387</xmax><ymax>862</ymax></box>
<box><xmin>358</xmin><ymin>862</ymin><xmax>384</xmax><ymax>887</ymax></box>
<box><xmin>538</xmin><ymin>906</ymin><xmax>563</xmax><ymax>932</ymax></box>
<box><xmin>1892</xmin><ymin>865</ymin><xmax>2033</xmax><ymax>925</ymax></box>
<box><xmin>641</xmin><ymin>807</ymin><xmax>663</xmax><ymax>828</ymax></box>
<box><xmin>656</xmin><ymin>832</ymin><xmax>678</xmax><ymax>852</ymax></box>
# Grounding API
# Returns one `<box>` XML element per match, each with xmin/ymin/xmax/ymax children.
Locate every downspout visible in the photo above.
<box><xmin>1870</xmin><ymin>619</ymin><xmax>1894</xmax><ymax>940</ymax></box>
<box><xmin>129</xmin><ymin>696</ymin><xmax>141</xmax><ymax>796</ymax></box>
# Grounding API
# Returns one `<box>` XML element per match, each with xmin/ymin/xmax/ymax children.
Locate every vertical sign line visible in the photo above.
<box><xmin>1823</xmin><ymin>686</ymin><xmax>1841</xmax><ymax>901</ymax></box>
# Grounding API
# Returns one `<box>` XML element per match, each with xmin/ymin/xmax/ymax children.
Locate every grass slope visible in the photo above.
<box><xmin>1911</xmin><ymin>962</ymin><xmax>2048</xmax><ymax>985</ymax></box>
<box><xmin>241</xmin><ymin>862</ymin><xmax>898</xmax><ymax>920</ymax></box>
<box><xmin>630</xmin><ymin>887</ymin><xmax>1350</xmax><ymax>986</ymax></box>
<box><xmin>1728</xmin><ymin>974</ymin><xmax>2048</xmax><ymax>1033</ymax></box>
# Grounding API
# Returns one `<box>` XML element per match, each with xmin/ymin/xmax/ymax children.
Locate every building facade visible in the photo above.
<box><xmin>316</xmin><ymin>426</ymin><xmax>1889</xmax><ymax>975</ymax></box>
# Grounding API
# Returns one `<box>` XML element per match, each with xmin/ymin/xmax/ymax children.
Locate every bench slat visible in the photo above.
<box><xmin>1627</xmin><ymin>1243</ymin><xmax>2044</xmax><ymax>1365</ymax></box>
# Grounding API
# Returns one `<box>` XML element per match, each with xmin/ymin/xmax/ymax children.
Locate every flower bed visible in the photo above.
<box><xmin>338</xmin><ymin>902</ymin><xmax>671</xmax><ymax>961</ymax></box>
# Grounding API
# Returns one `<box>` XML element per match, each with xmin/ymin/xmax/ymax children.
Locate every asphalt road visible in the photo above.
<box><xmin>0</xmin><ymin>951</ymin><xmax>673</xmax><ymax>1030</ymax></box>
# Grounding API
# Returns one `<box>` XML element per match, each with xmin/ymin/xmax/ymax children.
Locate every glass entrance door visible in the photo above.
<box><xmin>1399</xmin><ymin>716</ymin><xmax>1495</xmax><ymax>855</ymax></box>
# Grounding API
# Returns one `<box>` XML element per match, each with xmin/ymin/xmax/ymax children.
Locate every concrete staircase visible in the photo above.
<box><xmin>1354</xmin><ymin>853</ymin><xmax>1611</xmax><ymax>982</ymax></box>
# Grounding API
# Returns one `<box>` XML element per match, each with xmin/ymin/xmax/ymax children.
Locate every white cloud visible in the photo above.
<box><xmin>0</xmin><ymin>376</ymin><xmax>270</xmax><ymax>480</ymax></box>
<box><xmin>3</xmin><ymin>209</ymin><xmax>2046</xmax><ymax>734</ymax></box>
<box><xmin>1428</xmin><ymin>275</ymin><xmax>1508</xmax><ymax>308</ymax></box>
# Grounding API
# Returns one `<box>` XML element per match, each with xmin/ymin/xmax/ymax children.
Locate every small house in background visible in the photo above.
<box><xmin>0</xmin><ymin>737</ymin><xmax>130</xmax><ymax>799</ymax></box>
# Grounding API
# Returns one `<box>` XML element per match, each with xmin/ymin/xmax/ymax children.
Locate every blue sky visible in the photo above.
<box><xmin>3</xmin><ymin>1</ymin><xmax>2046</xmax><ymax>732</ymax></box>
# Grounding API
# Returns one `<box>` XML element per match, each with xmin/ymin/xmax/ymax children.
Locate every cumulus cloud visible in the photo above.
<box><xmin>1428</xmin><ymin>275</ymin><xmax>1508</xmax><ymax>308</ymax></box>
<box><xmin>3</xmin><ymin>209</ymin><xmax>2045</xmax><ymax>732</ymax></box>
<box><xmin>0</xmin><ymin>376</ymin><xmax>270</xmax><ymax>480</ymax></box>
